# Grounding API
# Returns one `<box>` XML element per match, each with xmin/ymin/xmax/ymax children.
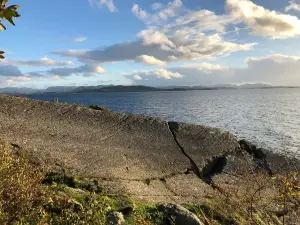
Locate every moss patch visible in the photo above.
<box><xmin>43</xmin><ymin>170</ymin><xmax>102</xmax><ymax>193</ymax></box>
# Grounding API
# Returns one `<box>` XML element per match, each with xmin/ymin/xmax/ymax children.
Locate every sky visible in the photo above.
<box><xmin>2</xmin><ymin>0</ymin><xmax>300</xmax><ymax>88</ymax></box>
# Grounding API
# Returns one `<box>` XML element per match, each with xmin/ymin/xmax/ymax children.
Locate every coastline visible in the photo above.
<box><xmin>0</xmin><ymin>94</ymin><xmax>299</xmax><ymax>203</ymax></box>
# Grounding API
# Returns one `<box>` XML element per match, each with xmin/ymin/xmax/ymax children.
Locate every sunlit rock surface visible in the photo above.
<box><xmin>0</xmin><ymin>94</ymin><xmax>299</xmax><ymax>204</ymax></box>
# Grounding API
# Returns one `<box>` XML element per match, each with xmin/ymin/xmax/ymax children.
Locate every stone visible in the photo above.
<box><xmin>64</xmin><ymin>187</ymin><xmax>87</xmax><ymax>195</ymax></box>
<box><xmin>239</xmin><ymin>139</ymin><xmax>267</xmax><ymax>160</ymax></box>
<box><xmin>107</xmin><ymin>212</ymin><xmax>125</xmax><ymax>225</ymax></box>
<box><xmin>89</xmin><ymin>105</ymin><xmax>110</xmax><ymax>111</ymax></box>
<box><xmin>239</xmin><ymin>139</ymin><xmax>300</xmax><ymax>174</ymax></box>
<box><xmin>159</xmin><ymin>203</ymin><xmax>204</xmax><ymax>225</ymax></box>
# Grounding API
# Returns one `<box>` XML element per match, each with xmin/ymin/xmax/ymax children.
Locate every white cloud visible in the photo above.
<box><xmin>4</xmin><ymin>57</ymin><xmax>75</xmax><ymax>67</ymax></box>
<box><xmin>133</xmin><ymin>75</ymin><xmax>143</xmax><ymax>80</ymax></box>
<box><xmin>226</xmin><ymin>0</ymin><xmax>300</xmax><ymax>39</ymax></box>
<box><xmin>132</xmin><ymin>0</ymin><xmax>183</xmax><ymax>25</ymax></box>
<box><xmin>152</xmin><ymin>2</ymin><xmax>164</xmax><ymax>11</ymax></box>
<box><xmin>153</xmin><ymin>69</ymin><xmax>183</xmax><ymax>79</ymax></box>
<box><xmin>246</xmin><ymin>54</ymin><xmax>300</xmax><ymax>64</ymax></box>
<box><xmin>132</xmin><ymin>0</ymin><xmax>237</xmax><ymax>33</ymax></box>
<box><xmin>138</xmin><ymin>29</ymin><xmax>175</xmax><ymax>48</ymax></box>
<box><xmin>156</xmin><ymin>0</ymin><xmax>182</xmax><ymax>21</ymax></box>
<box><xmin>88</xmin><ymin>0</ymin><xmax>117</xmax><ymax>12</ymax></box>
<box><xmin>126</xmin><ymin>54</ymin><xmax>300</xmax><ymax>86</ymax></box>
<box><xmin>3</xmin><ymin>76</ymin><xmax>33</xmax><ymax>87</ymax></box>
<box><xmin>168</xmin><ymin>10</ymin><xmax>237</xmax><ymax>33</ymax></box>
<box><xmin>52</xmin><ymin>75</ymin><xmax>61</xmax><ymax>80</ymax></box>
<box><xmin>180</xmin><ymin>62</ymin><xmax>230</xmax><ymax>73</ymax></box>
<box><xmin>286</xmin><ymin>1</ymin><xmax>300</xmax><ymax>12</ymax></box>
<box><xmin>126</xmin><ymin>69</ymin><xmax>183</xmax><ymax>81</ymax></box>
<box><xmin>132</xmin><ymin>4</ymin><xmax>148</xmax><ymax>21</ymax></box>
<box><xmin>8</xmin><ymin>76</ymin><xmax>32</xmax><ymax>82</ymax></box>
<box><xmin>233</xmin><ymin>54</ymin><xmax>300</xmax><ymax>85</ymax></box>
<box><xmin>136</xmin><ymin>55</ymin><xmax>167</xmax><ymax>67</ymax></box>
<box><xmin>66</xmin><ymin>37</ymin><xmax>88</xmax><ymax>43</ymax></box>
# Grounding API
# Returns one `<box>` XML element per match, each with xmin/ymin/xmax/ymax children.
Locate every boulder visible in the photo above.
<box><xmin>158</xmin><ymin>203</ymin><xmax>203</xmax><ymax>225</ymax></box>
<box><xmin>89</xmin><ymin>105</ymin><xmax>110</xmax><ymax>111</ymax></box>
<box><xmin>107</xmin><ymin>212</ymin><xmax>125</xmax><ymax>225</ymax></box>
<box><xmin>239</xmin><ymin>139</ymin><xmax>300</xmax><ymax>175</ymax></box>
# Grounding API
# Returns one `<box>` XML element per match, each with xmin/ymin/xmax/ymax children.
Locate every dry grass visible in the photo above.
<box><xmin>0</xmin><ymin>140</ymin><xmax>46</xmax><ymax>224</ymax></box>
<box><xmin>187</xmin><ymin>170</ymin><xmax>300</xmax><ymax>225</ymax></box>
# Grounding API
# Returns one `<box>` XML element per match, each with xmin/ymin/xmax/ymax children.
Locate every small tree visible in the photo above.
<box><xmin>0</xmin><ymin>0</ymin><xmax>20</xmax><ymax>59</ymax></box>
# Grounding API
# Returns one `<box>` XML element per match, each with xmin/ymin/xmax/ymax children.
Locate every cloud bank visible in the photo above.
<box><xmin>125</xmin><ymin>54</ymin><xmax>300</xmax><ymax>86</ymax></box>
<box><xmin>0</xmin><ymin>61</ymin><xmax>105</xmax><ymax>83</ymax></box>
<box><xmin>4</xmin><ymin>57</ymin><xmax>75</xmax><ymax>67</ymax></box>
<box><xmin>0</xmin><ymin>64</ymin><xmax>23</xmax><ymax>77</ymax></box>
<box><xmin>53</xmin><ymin>34</ymin><xmax>255</xmax><ymax>64</ymax></box>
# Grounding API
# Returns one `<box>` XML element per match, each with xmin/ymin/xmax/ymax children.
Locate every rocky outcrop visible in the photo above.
<box><xmin>89</xmin><ymin>105</ymin><xmax>111</xmax><ymax>111</ymax></box>
<box><xmin>239</xmin><ymin>139</ymin><xmax>300</xmax><ymax>175</ymax></box>
<box><xmin>158</xmin><ymin>203</ymin><xmax>203</xmax><ymax>225</ymax></box>
<box><xmin>0</xmin><ymin>94</ymin><xmax>298</xmax><ymax>204</ymax></box>
<box><xmin>107</xmin><ymin>212</ymin><xmax>125</xmax><ymax>225</ymax></box>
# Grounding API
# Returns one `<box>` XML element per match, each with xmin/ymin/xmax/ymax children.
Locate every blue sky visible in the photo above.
<box><xmin>2</xmin><ymin>0</ymin><xmax>300</xmax><ymax>88</ymax></box>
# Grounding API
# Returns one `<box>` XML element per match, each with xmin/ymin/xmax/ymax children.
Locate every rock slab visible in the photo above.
<box><xmin>0</xmin><ymin>94</ymin><xmax>298</xmax><ymax>204</ymax></box>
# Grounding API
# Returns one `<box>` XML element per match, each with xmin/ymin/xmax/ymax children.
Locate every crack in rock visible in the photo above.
<box><xmin>159</xmin><ymin>177</ymin><xmax>179</xmax><ymax>197</ymax></box>
<box><xmin>166</xmin><ymin>121</ymin><xmax>231</xmax><ymax>195</ymax></box>
<box><xmin>70</xmin><ymin>170</ymin><xmax>193</xmax><ymax>185</ymax></box>
<box><xmin>201</xmin><ymin>156</ymin><xmax>228</xmax><ymax>184</ymax></box>
<box><xmin>167</xmin><ymin>122</ymin><xmax>202</xmax><ymax>179</ymax></box>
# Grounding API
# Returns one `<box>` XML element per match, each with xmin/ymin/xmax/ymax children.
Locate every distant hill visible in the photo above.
<box><xmin>73</xmin><ymin>85</ymin><xmax>113</xmax><ymax>92</ymax></box>
<box><xmin>72</xmin><ymin>83</ymin><xmax>284</xmax><ymax>93</ymax></box>
<box><xmin>75</xmin><ymin>85</ymin><xmax>161</xmax><ymax>93</ymax></box>
<box><xmin>238</xmin><ymin>83</ymin><xmax>272</xmax><ymax>89</ymax></box>
<box><xmin>1</xmin><ymin>83</ymin><xmax>298</xmax><ymax>95</ymax></box>
<box><xmin>44</xmin><ymin>86</ymin><xmax>77</xmax><ymax>93</ymax></box>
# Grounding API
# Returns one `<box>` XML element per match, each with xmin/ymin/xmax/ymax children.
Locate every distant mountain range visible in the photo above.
<box><xmin>0</xmin><ymin>83</ymin><xmax>298</xmax><ymax>94</ymax></box>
